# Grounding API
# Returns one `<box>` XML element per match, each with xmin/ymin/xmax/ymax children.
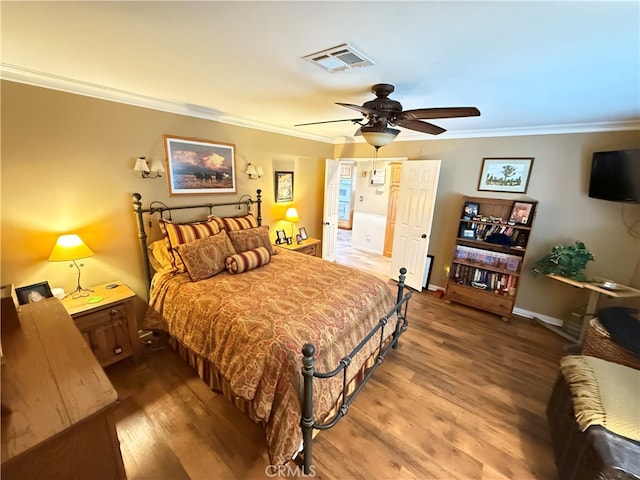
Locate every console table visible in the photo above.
<box><xmin>1</xmin><ymin>298</ymin><xmax>126</xmax><ymax>479</ymax></box>
<box><xmin>540</xmin><ymin>274</ymin><xmax>640</xmax><ymax>344</ymax></box>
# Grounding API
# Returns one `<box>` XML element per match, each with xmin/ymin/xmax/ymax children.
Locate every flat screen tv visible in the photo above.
<box><xmin>588</xmin><ymin>148</ymin><xmax>640</xmax><ymax>203</ymax></box>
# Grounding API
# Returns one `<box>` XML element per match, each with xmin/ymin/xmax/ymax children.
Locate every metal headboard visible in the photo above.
<box><xmin>132</xmin><ymin>189</ymin><xmax>262</xmax><ymax>295</ymax></box>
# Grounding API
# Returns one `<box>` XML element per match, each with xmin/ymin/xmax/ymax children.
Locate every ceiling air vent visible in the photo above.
<box><xmin>303</xmin><ymin>43</ymin><xmax>375</xmax><ymax>73</ymax></box>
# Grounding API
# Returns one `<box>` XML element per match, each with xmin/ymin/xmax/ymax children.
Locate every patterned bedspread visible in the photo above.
<box><xmin>143</xmin><ymin>248</ymin><xmax>398</xmax><ymax>465</ymax></box>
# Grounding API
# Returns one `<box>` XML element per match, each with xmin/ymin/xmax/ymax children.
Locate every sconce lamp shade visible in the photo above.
<box><xmin>134</xmin><ymin>157</ymin><xmax>150</xmax><ymax>173</ymax></box>
<box><xmin>48</xmin><ymin>234</ymin><xmax>94</xmax><ymax>262</ymax></box>
<box><xmin>134</xmin><ymin>157</ymin><xmax>164</xmax><ymax>178</ymax></box>
<box><xmin>247</xmin><ymin>163</ymin><xmax>264</xmax><ymax>179</ymax></box>
<box><xmin>361</xmin><ymin>126</ymin><xmax>400</xmax><ymax>148</ymax></box>
<box><xmin>284</xmin><ymin>207</ymin><xmax>300</xmax><ymax>223</ymax></box>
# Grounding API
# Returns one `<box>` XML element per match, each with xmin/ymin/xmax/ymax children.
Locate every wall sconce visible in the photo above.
<box><xmin>134</xmin><ymin>156</ymin><xmax>165</xmax><ymax>179</ymax></box>
<box><xmin>246</xmin><ymin>163</ymin><xmax>264</xmax><ymax>179</ymax></box>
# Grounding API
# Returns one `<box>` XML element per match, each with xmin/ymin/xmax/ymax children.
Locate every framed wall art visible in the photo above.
<box><xmin>477</xmin><ymin>157</ymin><xmax>534</xmax><ymax>194</ymax></box>
<box><xmin>164</xmin><ymin>135</ymin><xmax>236</xmax><ymax>195</ymax></box>
<box><xmin>275</xmin><ymin>171</ymin><xmax>294</xmax><ymax>203</ymax></box>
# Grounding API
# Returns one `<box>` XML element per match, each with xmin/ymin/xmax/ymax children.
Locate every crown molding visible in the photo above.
<box><xmin>2</xmin><ymin>63</ymin><xmax>638</xmax><ymax>145</ymax></box>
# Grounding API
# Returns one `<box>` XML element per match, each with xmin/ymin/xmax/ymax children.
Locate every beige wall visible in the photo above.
<box><xmin>2</xmin><ymin>80</ymin><xmax>639</xmax><ymax>327</ymax></box>
<box><xmin>335</xmin><ymin>133</ymin><xmax>640</xmax><ymax>320</ymax></box>
<box><xmin>1</xmin><ymin>81</ymin><xmax>331</xmax><ymax>321</ymax></box>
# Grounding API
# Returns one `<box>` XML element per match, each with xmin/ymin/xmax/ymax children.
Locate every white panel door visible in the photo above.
<box><xmin>322</xmin><ymin>159</ymin><xmax>340</xmax><ymax>261</ymax></box>
<box><xmin>390</xmin><ymin>160</ymin><xmax>441</xmax><ymax>291</ymax></box>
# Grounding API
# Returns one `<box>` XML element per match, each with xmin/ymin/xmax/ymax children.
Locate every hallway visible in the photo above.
<box><xmin>334</xmin><ymin>228</ymin><xmax>392</xmax><ymax>281</ymax></box>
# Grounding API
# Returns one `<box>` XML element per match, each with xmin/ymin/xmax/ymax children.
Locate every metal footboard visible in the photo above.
<box><xmin>299</xmin><ymin>267</ymin><xmax>411</xmax><ymax>473</ymax></box>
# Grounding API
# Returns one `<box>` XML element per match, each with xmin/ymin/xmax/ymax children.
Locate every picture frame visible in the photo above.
<box><xmin>295</xmin><ymin>234</ymin><xmax>302</xmax><ymax>244</ymax></box>
<box><xmin>462</xmin><ymin>202</ymin><xmax>479</xmax><ymax>219</ymax></box>
<box><xmin>298</xmin><ymin>227</ymin><xmax>308</xmax><ymax>241</ymax></box>
<box><xmin>275</xmin><ymin>171</ymin><xmax>294</xmax><ymax>203</ymax></box>
<box><xmin>509</xmin><ymin>201</ymin><xmax>536</xmax><ymax>226</ymax></box>
<box><xmin>286</xmin><ymin>237</ymin><xmax>293</xmax><ymax>245</ymax></box>
<box><xmin>15</xmin><ymin>281</ymin><xmax>53</xmax><ymax>305</ymax></box>
<box><xmin>423</xmin><ymin>254</ymin><xmax>434</xmax><ymax>289</ymax></box>
<box><xmin>477</xmin><ymin>157</ymin><xmax>534</xmax><ymax>194</ymax></box>
<box><xmin>275</xmin><ymin>230</ymin><xmax>287</xmax><ymax>244</ymax></box>
<box><xmin>164</xmin><ymin>135</ymin><xmax>236</xmax><ymax>195</ymax></box>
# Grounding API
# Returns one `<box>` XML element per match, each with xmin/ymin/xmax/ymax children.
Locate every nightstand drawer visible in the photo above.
<box><xmin>74</xmin><ymin>303</ymin><xmax>127</xmax><ymax>331</ymax></box>
<box><xmin>296</xmin><ymin>244</ymin><xmax>317</xmax><ymax>256</ymax></box>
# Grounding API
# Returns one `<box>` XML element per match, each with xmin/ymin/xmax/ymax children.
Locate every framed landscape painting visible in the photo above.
<box><xmin>477</xmin><ymin>157</ymin><xmax>534</xmax><ymax>194</ymax></box>
<box><xmin>164</xmin><ymin>135</ymin><xmax>236</xmax><ymax>195</ymax></box>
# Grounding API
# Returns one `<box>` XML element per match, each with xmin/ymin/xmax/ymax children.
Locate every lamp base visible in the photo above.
<box><xmin>65</xmin><ymin>285</ymin><xmax>94</xmax><ymax>300</ymax></box>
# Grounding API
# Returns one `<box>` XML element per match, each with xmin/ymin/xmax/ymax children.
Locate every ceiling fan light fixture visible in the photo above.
<box><xmin>360</xmin><ymin>126</ymin><xmax>400</xmax><ymax>148</ymax></box>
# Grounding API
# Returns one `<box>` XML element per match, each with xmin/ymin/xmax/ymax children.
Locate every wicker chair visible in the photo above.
<box><xmin>581</xmin><ymin>317</ymin><xmax>640</xmax><ymax>370</ymax></box>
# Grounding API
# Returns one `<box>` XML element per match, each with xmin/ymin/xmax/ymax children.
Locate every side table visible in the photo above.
<box><xmin>62</xmin><ymin>281</ymin><xmax>141</xmax><ymax>367</ymax></box>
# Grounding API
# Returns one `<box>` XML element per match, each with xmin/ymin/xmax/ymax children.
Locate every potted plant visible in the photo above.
<box><xmin>531</xmin><ymin>241</ymin><xmax>594</xmax><ymax>281</ymax></box>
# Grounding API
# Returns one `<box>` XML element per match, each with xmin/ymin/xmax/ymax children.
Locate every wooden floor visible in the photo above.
<box><xmin>106</xmin><ymin>281</ymin><xmax>567</xmax><ymax>479</ymax></box>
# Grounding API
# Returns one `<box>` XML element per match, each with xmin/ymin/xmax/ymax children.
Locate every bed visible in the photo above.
<box><xmin>132</xmin><ymin>190</ymin><xmax>411</xmax><ymax>472</ymax></box>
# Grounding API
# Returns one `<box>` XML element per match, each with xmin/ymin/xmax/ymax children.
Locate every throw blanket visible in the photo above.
<box><xmin>560</xmin><ymin>355</ymin><xmax>640</xmax><ymax>442</ymax></box>
<box><xmin>143</xmin><ymin>248</ymin><xmax>397</xmax><ymax>464</ymax></box>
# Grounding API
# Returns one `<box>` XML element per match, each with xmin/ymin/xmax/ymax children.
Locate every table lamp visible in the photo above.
<box><xmin>284</xmin><ymin>207</ymin><xmax>300</xmax><ymax>240</ymax></box>
<box><xmin>48</xmin><ymin>234</ymin><xmax>94</xmax><ymax>298</ymax></box>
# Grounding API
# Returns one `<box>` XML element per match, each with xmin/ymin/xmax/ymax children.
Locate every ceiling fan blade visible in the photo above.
<box><xmin>294</xmin><ymin>118</ymin><xmax>363</xmax><ymax>127</ymax></box>
<box><xmin>398</xmin><ymin>119</ymin><xmax>446</xmax><ymax>135</ymax></box>
<box><xmin>354</xmin><ymin>127</ymin><xmax>362</xmax><ymax>136</ymax></box>
<box><xmin>399</xmin><ymin>107</ymin><xmax>480</xmax><ymax>120</ymax></box>
<box><xmin>336</xmin><ymin>102</ymin><xmax>382</xmax><ymax>117</ymax></box>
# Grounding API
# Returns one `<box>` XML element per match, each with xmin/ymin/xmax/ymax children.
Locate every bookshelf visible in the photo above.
<box><xmin>444</xmin><ymin>195</ymin><xmax>537</xmax><ymax>321</ymax></box>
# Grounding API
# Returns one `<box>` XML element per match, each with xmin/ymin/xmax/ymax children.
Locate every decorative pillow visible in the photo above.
<box><xmin>225</xmin><ymin>247</ymin><xmax>271</xmax><ymax>274</ymax></box>
<box><xmin>174</xmin><ymin>231</ymin><xmax>237</xmax><ymax>281</ymax></box>
<box><xmin>159</xmin><ymin>217</ymin><xmax>223</xmax><ymax>272</ymax></box>
<box><xmin>227</xmin><ymin>225</ymin><xmax>276</xmax><ymax>255</ymax></box>
<box><xmin>219</xmin><ymin>213</ymin><xmax>259</xmax><ymax>232</ymax></box>
<box><xmin>147</xmin><ymin>238</ymin><xmax>181</xmax><ymax>273</ymax></box>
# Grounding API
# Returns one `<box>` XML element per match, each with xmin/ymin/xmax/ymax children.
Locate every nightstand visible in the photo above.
<box><xmin>61</xmin><ymin>281</ymin><xmax>141</xmax><ymax>367</ymax></box>
<box><xmin>277</xmin><ymin>237</ymin><xmax>321</xmax><ymax>257</ymax></box>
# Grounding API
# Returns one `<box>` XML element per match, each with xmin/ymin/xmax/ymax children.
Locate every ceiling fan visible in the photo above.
<box><xmin>296</xmin><ymin>83</ymin><xmax>480</xmax><ymax>148</ymax></box>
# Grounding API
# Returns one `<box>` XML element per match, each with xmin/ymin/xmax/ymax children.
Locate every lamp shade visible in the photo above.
<box><xmin>361</xmin><ymin>126</ymin><xmax>400</xmax><ymax>148</ymax></box>
<box><xmin>48</xmin><ymin>234</ymin><xmax>94</xmax><ymax>262</ymax></box>
<box><xmin>150</xmin><ymin>159</ymin><xmax>165</xmax><ymax>173</ymax></box>
<box><xmin>285</xmin><ymin>207</ymin><xmax>300</xmax><ymax>223</ymax></box>
<box><xmin>134</xmin><ymin>157</ymin><xmax>150</xmax><ymax>173</ymax></box>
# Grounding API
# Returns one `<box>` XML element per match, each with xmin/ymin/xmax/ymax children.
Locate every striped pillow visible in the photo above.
<box><xmin>225</xmin><ymin>247</ymin><xmax>271</xmax><ymax>274</ymax></box>
<box><xmin>159</xmin><ymin>218</ymin><xmax>222</xmax><ymax>272</ymax></box>
<box><xmin>220</xmin><ymin>213</ymin><xmax>259</xmax><ymax>232</ymax></box>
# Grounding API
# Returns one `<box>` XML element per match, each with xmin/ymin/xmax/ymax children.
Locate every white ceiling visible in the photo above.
<box><xmin>2</xmin><ymin>1</ymin><xmax>639</xmax><ymax>144</ymax></box>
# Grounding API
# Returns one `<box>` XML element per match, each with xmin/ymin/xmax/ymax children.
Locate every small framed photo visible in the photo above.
<box><xmin>286</xmin><ymin>237</ymin><xmax>293</xmax><ymax>245</ymax></box>
<box><xmin>462</xmin><ymin>202</ymin><xmax>479</xmax><ymax>219</ymax></box>
<box><xmin>509</xmin><ymin>201</ymin><xmax>536</xmax><ymax>226</ymax></box>
<box><xmin>478</xmin><ymin>157</ymin><xmax>534</xmax><ymax>194</ymax></box>
<box><xmin>275</xmin><ymin>230</ymin><xmax>287</xmax><ymax>244</ymax></box>
<box><xmin>298</xmin><ymin>227</ymin><xmax>308</xmax><ymax>240</ymax></box>
<box><xmin>15</xmin><ymin>281</ymin><xmax>53</xmax><ymax>305</ymax></box>
<box><xmin>462</xmin><ymin>229</ymin><xmax>476</xmax><ymax>239</ymax></box>
<box><xmin>295</xmin><ymin>234</ymin><xmax>302</xmax><ymax>244</ymax></box>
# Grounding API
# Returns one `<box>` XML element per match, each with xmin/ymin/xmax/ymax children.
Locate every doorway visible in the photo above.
<box><xmin>335</xmin><ymin>228</ymin><xmax>392</xmax><ymax>281</ymax></box>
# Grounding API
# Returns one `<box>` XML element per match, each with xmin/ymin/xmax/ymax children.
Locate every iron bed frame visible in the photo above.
<box><xmin>132</xmin><ymin>190</ymin><xmax>411</xmax><ymax>473</ymax></box>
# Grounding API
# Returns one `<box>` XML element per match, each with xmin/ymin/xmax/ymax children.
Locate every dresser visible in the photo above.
<box><xmin>1</xmin><ymin>298</ymin><xmax>126</xmax><ymax>479</ymax></box>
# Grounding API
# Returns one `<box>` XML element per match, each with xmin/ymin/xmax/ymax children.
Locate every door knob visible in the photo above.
<box><xmin>421</xmin><ymin>234</ymin><xmax>427</xmax><ymax>239</ymax></box>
